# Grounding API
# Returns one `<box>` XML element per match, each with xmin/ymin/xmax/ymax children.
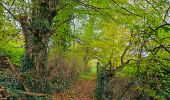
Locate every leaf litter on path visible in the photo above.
<box><xmin>53</xmin><ymin>80</ymin><xmax>96</xmax><ymax>100</ymax></box>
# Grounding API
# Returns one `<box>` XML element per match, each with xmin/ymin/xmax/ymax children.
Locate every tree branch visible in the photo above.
<box><xmin>5</xmin><ymin>57</ymin><xmax>29</xmax><ymax>92</ymax></box>
<box><xmin>0</xmin><ymin>2</ymin><xmax>21</xmax><ymax>23</ymax></box>
<box><xmin>151</xmin><ymin>37</ymin><xmax>170</xmax><ymax>54</ymax></box>
<box><xmin>9</xmin><ymin>0</ymin><xmax>16</xmax><ymax>9</ymax></box>
<box><xmin>148</xmin><ymin>23</ymin><xmax>170</xmax><ymax>34</ymax></box>
<box><xmin>145</xmin><ymin>0</ymin><xmax>161</xmax><ymax>15</ymax></box>
<box><xmin>121</xmin><ymin>41</ymin><xmax>132</xmax><ymax>65</ymax></box>
<box><xmin>112</xmin><ymin>59</ymin><xmax>138</xmax><ymax>73</ymax></box>
<box><xmin>164</xmin><ymin>5</ymin><xmax>170</xmax><ymax>24</ymax></box>
<box><xmin>54</xmin><ymin>16</ymin><xmax>75</xmax><ymax>32</ymax></box>
<box><xmin>23</xmin><ymin>92</ymin><xmax>48</xmax><ymax>97</ymax></box>
<box><xmin>119</xmin><ymin>80</ymin><xmax>135</xmax><ymax>99</ymax></box>
<box><xmin>56</xmin><ymin>3</ymin><xmax>68</xmax><ymax>13</ymax></box>
<box><xmin>72</xmin><ymin>0</ymin><xmax>103</xmax><ymax>11</ymax></box>
<box><xmin>110</xmin><ymin>0</ymin><xmax>141</xmax><ymax>17</ymax></box>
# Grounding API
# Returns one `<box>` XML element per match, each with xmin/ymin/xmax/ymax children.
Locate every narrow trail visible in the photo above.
<box><xmin>53</xmin><ymin>80</ymin><xmax>96</xmax><ymax>100</ymax></box>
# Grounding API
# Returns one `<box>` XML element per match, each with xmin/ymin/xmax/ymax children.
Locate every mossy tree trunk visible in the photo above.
<box><xmin>19</xmin><ymin>0</ymin><xmax>58</xmax><ymax>93</ymax></box>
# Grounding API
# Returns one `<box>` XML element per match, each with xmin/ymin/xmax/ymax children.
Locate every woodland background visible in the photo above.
<box><xmin>0</xmin><ymin>0</ymin><xmax>170</xmax><ymax>100</ymax></box>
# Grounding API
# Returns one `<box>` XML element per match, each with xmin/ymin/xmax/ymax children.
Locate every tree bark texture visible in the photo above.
<box><xmin>19</xmin><ymin>0</ymin><xmax>58</xmax><ymax>93</ymax></box>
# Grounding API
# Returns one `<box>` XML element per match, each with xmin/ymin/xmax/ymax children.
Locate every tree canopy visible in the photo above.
<box><xmin>0</xmin><ymin>0</ymin><xmax>170</xmax><ymax>99</ymax></box>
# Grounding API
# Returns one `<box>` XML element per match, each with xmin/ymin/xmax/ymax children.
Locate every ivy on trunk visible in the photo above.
<box><xmin>19</xmin><ymin>0</ymin><xmax>58</xmax><ymax>93</ymax></box>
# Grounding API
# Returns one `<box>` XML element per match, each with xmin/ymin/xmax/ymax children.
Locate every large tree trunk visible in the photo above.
<box><xmin>19</xmin><ymin>0</ymin><xmax>58</xmax><ymax>93</ymax></box>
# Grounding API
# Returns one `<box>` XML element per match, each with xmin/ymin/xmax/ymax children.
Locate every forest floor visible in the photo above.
<box><xmin>53</xmin><ymin>79</ymin><xmax>96</xmax><ymax>100</ymax></box>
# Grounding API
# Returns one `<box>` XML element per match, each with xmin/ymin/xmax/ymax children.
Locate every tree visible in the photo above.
<box><xmin>0</xmin><ymin>0</ymin><xmax>61</xmax><ymax>93</ymax></box>
<box><xmin>71</xmin><ymin>0</ymin><xmax>170</xmax><ymax>99</ymax></box>
<box><xmin>1</xmin><ymin>0</ymin><xmax>170</xmax><ymax>99</ymax></box>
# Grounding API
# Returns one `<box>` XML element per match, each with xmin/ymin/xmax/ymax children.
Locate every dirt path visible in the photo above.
<box><xmin>53</xmin><ymin>80</ymin><xmax>96</xmax><ymax>100</ymax></box>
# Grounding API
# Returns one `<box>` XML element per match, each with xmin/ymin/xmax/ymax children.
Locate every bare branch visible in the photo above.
<box><xmin>5</xmin><ymin>57</ymin><xmax>29</xmax><ymax>92</ymax></box>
